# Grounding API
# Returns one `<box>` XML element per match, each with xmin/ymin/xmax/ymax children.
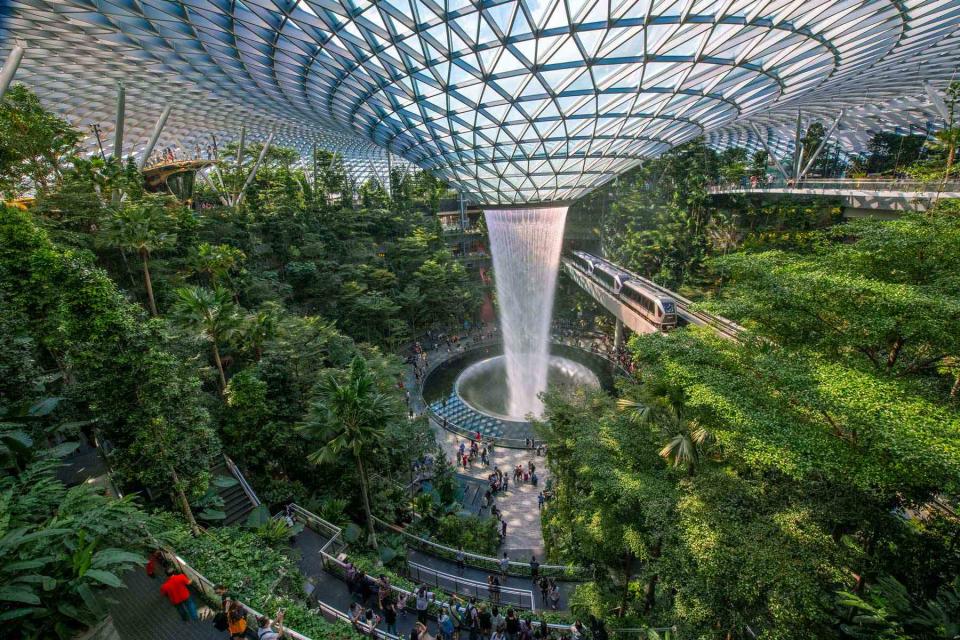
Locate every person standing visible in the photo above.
<box><xmin>537</xmin><ymin>492</ymin><xmax>545</xmax><ymax>510</ymax></box>
<box><xmin>537</xmin><ymin>576</ymin><xmax>549</xmax><ymax>606</ymax></box>
<box><xmin>487</xmin><ymin>574</ymin><xmax>501</xmax><ymax>604</ymax></box>
<box><xmin>415</xmin><ymin>585</ymin><xmax>432</xmax><ymax>625</ymax></box>
<box><xmin>159</xmin><ymin>566</ymin><xmax>198</xmax><ymax>622</ymax></box>
<box><xmin>383</xmin><ymin>596</ymin><xmax>399</xmax><ymax>636</ymax></box>
<box><xmin>505</xmin><ymin>609</ymin><xmax>519</xmax><ymax>640</ymax></box>
<box><xmin>439</xmin><ymin>605</ymin><xmax>455</xmax><ymax>640</ymax></box>
<box><xmin>456</xmin><ymin>546</ymin><xmax>466</xmax><ymax>576</ymax></box>
<box><xmin>529</xmin><ymin>556</ymin><xmax>539</xmax><ymax>582</ymax></box>
<box><xmin>500</xmin><ymin>553</ymin><xmax>510</xmax><ymax>577</ymax></box>
<box><xmin>255</xmin><ymin>611</ymin><xmax>286</xmax><ymax>639</ymax></box>
<box><xmin>227</xmin><ymin>601</ymin><xmax>248</xmax><ymax>639</ymax></box>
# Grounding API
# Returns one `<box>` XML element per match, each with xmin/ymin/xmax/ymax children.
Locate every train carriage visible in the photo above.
<box><xmin>620</xmin><ymin>281</ymin><xmax>677</xmax><ymax>330</ymax></box>
<box><xmin>570</xmin><ymin>251</ymin><xmax>678</xmax><ymax>330</ymax></box>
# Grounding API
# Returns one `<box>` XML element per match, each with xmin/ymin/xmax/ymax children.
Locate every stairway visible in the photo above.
<box><xmin>211</xmin><ymin>462</ymin><xmax>257</xmax><ymax>526</ymax></box>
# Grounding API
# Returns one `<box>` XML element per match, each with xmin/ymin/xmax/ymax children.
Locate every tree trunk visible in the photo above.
<box><xmin>211</xmin><ymin>341</ymin><xmax>227</xmax><ymax>394</ymax></box>
<box><xmin>140</xmin><ymin>249</ymin><xmax>159</xmax><ymax>317</ymax></box>
<box><xmin>951</xmin><ymin>372</ymin><xmax>960</xmax><ymax>398</ymax></box>
<box><xmin>171</xmin><ymin>468</ymin><xmax>201</xmax><ymax>536</ymax></box>
<box><xmin>356</xmin><ymin>454</ymin><xmax>379</xmax><ymax>551</ymax></box>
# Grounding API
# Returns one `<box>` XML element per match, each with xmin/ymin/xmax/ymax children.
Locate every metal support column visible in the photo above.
<box><xmin>799</xmin><ymin>110</ymin><xmax>845</xmax><ymax>181</ymax></box>
<box><xmin>235</xmin><ymin>132</ymin><xmax>274</xmax><ymax>207</ymax></box>
<box><xmin>792</xmin><ymin>110</ymin><xmax>803</xmax><ymax>182</ymax></box>
<box><xmin>0</xmin><ymin>42</ymin><xmax>26</xmax><ymax>100</ymax></box>
<box><xmin>458</xmin><ymin>189</ymin><xmax>469</xmax><ymax>258</ymax></box>
<box><xmin>138</xmin><ymin>104</ymin><xmax>172</xmax><ymax>170</ymax></box>
<box><xmin>749</xmin><ymin>123</ymin><xmax>790</xmax><ymax>181</ymax></box>
<box><xmin>925</xmin><ymin>81</ymin><xmax>950</xmax><ymax>122</ymax></box>
<box><xmin>386</xmin><ymin>151</ymin><xmax>393</xmax><ymax>197</ymax></box>
<box><xmin>614</xmin><ymin>319</ymin><xmax>624</xmax><ymax>350</ymax></box>
<box><xmin>113</xmin><ymin>83</ymin><xmax>126</xmax><ymax>161</ymax></box>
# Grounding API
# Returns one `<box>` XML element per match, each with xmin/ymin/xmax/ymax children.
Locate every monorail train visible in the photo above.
<box><xmin>620</xmin><ymin>280</ymin><xmax>677</xmax><ymax>329</ymax></box>
<box><xmin>570</xmin><ymin>250</ymin><xmax>597</xmax><ymax>274</ymax></box>
<box><xmin>568</xmin><ymin>251</ymin><xmax>678</xmax><ymax>330</ymax></box>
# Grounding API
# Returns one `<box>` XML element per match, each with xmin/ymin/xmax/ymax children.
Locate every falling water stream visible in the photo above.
<box><xmin>484</xmin><ymin>206</ymin><xmax>569</xmax><ymax>419</ymax></box>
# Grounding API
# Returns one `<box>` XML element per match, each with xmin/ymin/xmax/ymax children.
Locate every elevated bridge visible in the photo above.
<box><xmin>562</xmin><ymin>257</ymin><xmax>742</xmax><ymax>342</ymax></box>
<box><xmin>708</xmin><ymin>179</ymin><xmax>960</xmax><ymax>217</ymax></box>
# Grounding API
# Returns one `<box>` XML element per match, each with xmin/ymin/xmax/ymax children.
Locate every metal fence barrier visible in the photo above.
<box><xmin>372</xmin><ymin>515</ymin><xmax>588</xmax><ymax>581</ymax></box>
<box><xmin>160</xmin><ymin>548</ymin><xmax>401</xmax><ymax>640</ymax></box>
<box><xmin>406</xmin><ymin>560</ymin><xmax>536</xmax><ymax>611</ymax></box>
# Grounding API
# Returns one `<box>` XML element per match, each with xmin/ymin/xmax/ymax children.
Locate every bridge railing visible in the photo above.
<box><xmin>160</xmin><ymin>548</ymin><xmax>398</xmax><ymax>640</ymax></box>
<box><xmin>406</xmin><ymin>560</ymin><xmax>537</xmax><ymax>610</ymax></box>
<box><xmin>371</xmin><ymin>515</ymin><xmax>589</xmax><ymax>580</ymax></box>
<box><xmin>708</xmin><ymin>177</ymin><xmax>960</xmax><ymax>193</ymax></box>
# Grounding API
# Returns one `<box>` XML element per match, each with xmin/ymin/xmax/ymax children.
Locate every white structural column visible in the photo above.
<box><xmin>799</xmin><ymin>110</ymin><xmax>845</xmax><ymax>181</ymax></box>
<box><xmin>614</xmin><ymin>318</ymin><xmax>624</xmax><ymax>350</ymax></box>
<box><xmin>138</xmin><ymin>104</ymin><xmax>173</xmax><ymax>170</ymax></box>
<box><xmin>235</xmin><ymin>132</ymin><xmax>275</xmax><ymax>207</ymax></box>
<box><xmin>113</xmin><ymin>83</ymin><xmax>126</xmax><ymax>160</ymax></box>
<box><xmin>0</xmin><ymin>42</ymin><xmax>26</xmax><ymax>100</ymax></box>
<box><xmin>750</xmin><ymin>123</ymin><xmax>791</xmax><ymax>181</ymax></box>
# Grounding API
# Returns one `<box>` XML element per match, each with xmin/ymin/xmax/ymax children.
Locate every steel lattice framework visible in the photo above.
<box><xmin>3</xmin><ymin>0</ymin><xmax>960</xmax><ymax>203</ymax></box>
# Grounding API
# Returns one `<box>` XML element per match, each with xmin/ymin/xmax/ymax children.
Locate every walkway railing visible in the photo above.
<box><xmin>160</xmin><ymin>548</ymin><xmax>398</xmax><ymax>640</ymax></box>
<box><xmin>224</xmin><ymin>454</ymin><xmax>261</xmax><ymax>507</ymax></box>
<box><xmin>708</xmin><ymin>177</ymin><xmax>960</xmax><ymax>194</ymax></box>
<box><xmin>372</xmin><ymin>515</ymin><xmax>588</xmax><ymax>580</ymax></box>
<box><xmin>286</xmin><ymin>503</ymin><xmax>345</xmax><ymax>557</ymax></box>
<box><xmin>406</xmin><ymin>560</ymin><xmax>536</xmax><ymax>611</ymax></box>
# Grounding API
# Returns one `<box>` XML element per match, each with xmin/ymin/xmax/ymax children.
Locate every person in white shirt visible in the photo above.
<box><xmin>256</xmin><ymin>611</ymin><xmax>285</xmax><ymax>639</ymax></box>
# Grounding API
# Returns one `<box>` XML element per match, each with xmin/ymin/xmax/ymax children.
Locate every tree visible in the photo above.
<box><xmin>1</xmin><ymin>207</ymin><xmax>219</xmax><ymax>530</ymax></box>
<box><xmin>98</xmin><ymin>194</ymin><xmax>182</xmax><ymax>316</ymax></box>
<box><xmin>173</xmin><ymin>286</ymin><xmax>241</xmax><ymax>392</ymax></box>
<box><xmin>301</xmin><ymin>356</ymin><xmax>402</xmax><ymax>551</ymax></box>
<box><xmin>187</xmin><ymin>242</ymin><xmax>245</xmax><ymax>287</ymax></box>
<box><xmin>0</xmin><ymin>85</ymin><xmax>82</xmax><ymax>198</ymax></box>
<box><xmin>239</xmin><ymin>301</ymin><xmax>282</xmax><ymax>362</ymax></box>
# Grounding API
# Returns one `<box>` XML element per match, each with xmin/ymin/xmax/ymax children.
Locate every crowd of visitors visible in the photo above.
<box><xmin>343</xmin><ymin>556</ymin><xmax>599</xmax><ymax>640</ymax></box>
<box><xmin>147</xmin><ymin>144</ymin><xmax>217</xmax><ymax>166</ymax></box>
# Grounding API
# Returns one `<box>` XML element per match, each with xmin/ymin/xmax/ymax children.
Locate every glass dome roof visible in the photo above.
<box><xmin>3</xmin><ymin>0</ymin><xmax>960</xmax><ymax>203</ymax></box>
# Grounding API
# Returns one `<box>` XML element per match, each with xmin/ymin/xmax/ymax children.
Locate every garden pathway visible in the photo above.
<box><xmin>111</xmin><ymin>569</ymin><xmax>223</xmax><ymax>640</ymax></box>
<box><xmin>404</xmin><ymin>339</ymin><xmax>552</xmax><ymax>560</ymax></box>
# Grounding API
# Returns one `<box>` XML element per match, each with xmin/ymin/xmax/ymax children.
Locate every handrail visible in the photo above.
<box><xmin>372</xmin><ymin>515</ymin><xmax>588</xmax><ymax>580</ymax></box>
<box><xmin>708</xmin><ymin>177</ymin><xmax>960</xmax><ymax>194</ymax></box>
<box><xmin>421</xmin><ymin>338</ymin><xmax>627</xmax><ymax>448</ymax></box>
<box><xmin>406</xmin><ymin>560</ymin><xmax>537</xmax><ymax>611</ymax></box>
<box><xmin>160</xmin><ymin>548</ymin><xmax>399</xmax><ymax>640</ymax></box>
<box><xmin>224</xmin><ymin>454</ymin><xmax>261</xmax><ymax>507</ymax></box>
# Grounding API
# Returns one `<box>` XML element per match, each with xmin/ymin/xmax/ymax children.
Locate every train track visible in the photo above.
<box><xmin>568</xmin><ymin>254</ymin><xmax>743</xmax><ymax>341</ymax></box>
<box><xmin>625</xmin><ymin>272</ymin><xmax>743</xmax><ymax>340</ymax></box>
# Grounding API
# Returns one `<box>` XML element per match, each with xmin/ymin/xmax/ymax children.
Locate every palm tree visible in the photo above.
<box><xmin>240</xmin><ymin>302</ymin><xmax>281</xmax><ymax>361</ymax></box>
<box><xmin>98</xmin><ymin>195</ymin><xmax>179</xmax><ymax>316</ymax></box>
<box><xmin>617</xmin><ymin>393</ymin><xmax>714</xmax><ymax>475</ymax></box>
<box><xmin>173</xmin><ymin>286</ymin><xmax>240</xmax><ymax>392</ymax></box>
<box><xmin>301</xmin><ymin>356</ymin><xmax>400</xmax><ymax>551</ymax></box>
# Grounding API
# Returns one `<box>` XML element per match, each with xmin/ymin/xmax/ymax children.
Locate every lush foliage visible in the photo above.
<box><xmin>0</xmin><ymin>459</ymin><xmax>153</xmax><ymax>639</ymax></box>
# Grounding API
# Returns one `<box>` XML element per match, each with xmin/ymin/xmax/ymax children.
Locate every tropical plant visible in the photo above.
<box><xmin>301</xmin><ymin>356</ymin><xmax>402</xmax><ymax>551</ymax></box>
<box><xmin>187</xmin><ymin>242</ymin><xmax>245</xmax><ymax>287</ymax></box>
<box><xmin>98</xmin><ymin>194</ymin><xmax>182</xmax><ymax>316</ymax></box>
<box><xmin>0</xmin><ymin>460</ymin><xmax>152</xmax><ymax>639</ymax></box>
<box><xmin>173</xmin><ymin>285</ymin><xmax>241</xmax><ymax>391</ymax></box>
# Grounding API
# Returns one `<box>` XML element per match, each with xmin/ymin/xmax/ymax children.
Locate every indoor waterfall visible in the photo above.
<box><xmin>484</xmin><ymin>206</ymin><xmax>568</xmax><ymax>419</ymax></box>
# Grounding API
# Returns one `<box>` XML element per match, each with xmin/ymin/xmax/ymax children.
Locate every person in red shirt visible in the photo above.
<box><xmin>160</xmin><ymin>567</ymin><xmax>198</xmax><ymax>621</ymax></box>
